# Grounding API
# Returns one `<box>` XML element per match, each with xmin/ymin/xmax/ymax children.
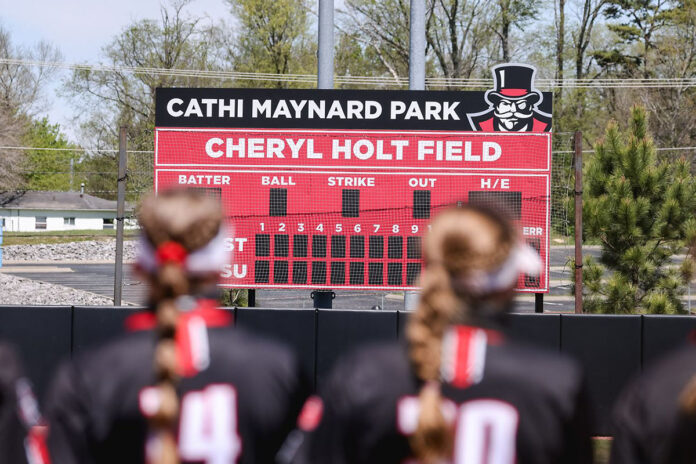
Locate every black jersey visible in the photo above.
<box><xmin>610</xmin><ymin>341</ymin><xmax>696</xmax><ymax>464</ymax></box>
<box><xmin>0</xmin><ymin>342</ymin><xmax>48</xmax><ymax>464</ymax></box>
<box><xmin>45</xmin><ymin>307</ymin><xmax>310</xmax><ymax>464</ymax></box>
<box><xmin>290</xmin><ymin>324</ymin><xmax>592</xmax><ymax>464</ymax></box>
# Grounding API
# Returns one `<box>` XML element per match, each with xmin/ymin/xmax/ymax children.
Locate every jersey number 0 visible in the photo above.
<box><xmin>398</xmin><ymin>397</ymin><xmax>519</xmax><ymax>463</ymax></box>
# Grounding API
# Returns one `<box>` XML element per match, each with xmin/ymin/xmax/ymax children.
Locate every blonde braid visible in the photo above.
<box><xmin>137</xmin><ymin>189</ymin><xmax>224</xmax><ymax>464</ymax></box>
<box><xmin>406</xmin><ymin>206</ymin><xmax>516</xmax><ymax>463</ymax></box>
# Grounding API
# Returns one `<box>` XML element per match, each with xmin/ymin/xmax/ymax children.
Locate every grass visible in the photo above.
<box><xmin>2</xmin><ymin>229</ymin><xmax>138</xmax><ymax>246</ymax></box>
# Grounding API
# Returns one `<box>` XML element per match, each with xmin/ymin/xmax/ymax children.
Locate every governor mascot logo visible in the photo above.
<box><xmin>468</xmin><ymin>63</ymin><xmax>551</xmax><ymax>132</ymax></box>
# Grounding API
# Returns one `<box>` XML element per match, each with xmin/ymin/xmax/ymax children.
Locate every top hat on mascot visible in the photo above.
<box><xmin>486</xmin><ymin>64</ymin><xmax>542</xmax><ymax>106</ymax></box>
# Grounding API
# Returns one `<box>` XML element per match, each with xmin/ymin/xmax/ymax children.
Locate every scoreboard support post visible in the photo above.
<box><xmin>534</xmin><ymin>293</ymin><xmax>543</xmax><ymax>313</ymax></box>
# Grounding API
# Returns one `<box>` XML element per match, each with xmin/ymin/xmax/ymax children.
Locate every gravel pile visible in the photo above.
<box><xmin>3</xmin><ymin>240</ymin><xmax>137</xmax><ymax>262</ymax></box>
<box><xmin>0</xmin><ymin>273</ymin><xmax>114</xmax><ymax>305</ymax></box>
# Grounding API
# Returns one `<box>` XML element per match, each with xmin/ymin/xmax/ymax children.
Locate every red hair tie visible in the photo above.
<box><xmin>156</xmin><ymin>241</ymin><xmax>188</xmax><ymax>266</ymax></box>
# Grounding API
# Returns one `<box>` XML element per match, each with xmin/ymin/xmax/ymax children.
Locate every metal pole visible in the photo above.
<box><xmin>114</xmin><ymin>126</ymin><xmax>127</xmax><ymax>306</ymax></box>
<box><xmin>574</xmin><ymin>131</ymin><xmax>583</xmax><ymax>314</ymax></box>
<box><xmin>409</xmin><ymin>0</ymin><xmax>426</xmax><ymax>90</ymax></box>
<box><xmin>314</xmin><ymin>0</ymin><xmax>335</xmax><ymax>308</ymax></box>
<box><xmin>404</xmin><ymin>0</ymin><xmax>426</xmax><ymax>310</ymax></box>
<box><xmin>317</xmin><ymin>0</ymin><xmax>334</xmax><ymax>89</ymax></box>
<box><xmin>535</xmin><ymin>293</ymin><xmax>543</xmax><ymax>313</ymax></box>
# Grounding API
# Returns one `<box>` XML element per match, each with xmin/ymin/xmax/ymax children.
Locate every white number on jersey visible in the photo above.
<box><xmin>179</xmin><ymin>384</ymin><xmax>242</xmax><ymax>464</ymax></box>
<box><xmin>397</xmin><ymin>397</ymin><xmax>518</xmax><ymax>464</ymax></box>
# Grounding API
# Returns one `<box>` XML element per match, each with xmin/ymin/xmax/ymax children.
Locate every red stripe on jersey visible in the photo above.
<box><xmin>452</xmin><ymin>326</ymin><xmax>474</xmax><ymax>387</ymax></box>
<box><xmin>26</xmin><ymin>425</ymin><xmax>50</xmax><ymax>464</ymax></box>
<box><xmin>125</xmin><ymin>300</ymin><xmax>232</xmax><ymax>377</ymax></box>
<box><xmin>124</xmin><ymin>300</ymin><xmax>232</xmax><ymax>332</ymax></box>
<box><xmin>443</xmin><ymin>325</ymin><xmax>500</xmax><ymax>388</ymax></box>
<box><xmin>297</xmin><ymin>396</ymin><xmax>324</xmax><ymax>431</ymax></box>
<box><xmin>124</xmin><ymin>312</ymin><xmax>157</xmax><ymax>331</ymax></box>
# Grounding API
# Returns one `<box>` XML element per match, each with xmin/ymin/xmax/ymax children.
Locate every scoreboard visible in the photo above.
<box><xmin>155</xmin><ymin>85</ymin><xmax>552</xmax><ymax>292</ymax></box>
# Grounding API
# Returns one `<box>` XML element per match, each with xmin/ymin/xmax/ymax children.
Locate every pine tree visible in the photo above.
<box><xmin>581</xmin><ymin>106</ymin><xmax>696</xmax><ymax>314</ymax></box>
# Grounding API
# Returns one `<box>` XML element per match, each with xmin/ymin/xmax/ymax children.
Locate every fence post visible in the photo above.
<box><xmin>114</xmin><ymin>126</ymin><xmax>127</xmax><ymax>306</ymax></box>
<box><xmin>574</xmin><ymin>131</ymin><xmax>583</xmax><ymax>314</ymax></box>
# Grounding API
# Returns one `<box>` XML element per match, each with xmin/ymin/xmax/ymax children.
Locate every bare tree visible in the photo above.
<box><xmin>0</xmin><ymin>108</ymin><xmax>26</xmax><ymax>190</ymax></box>
<box><xmin>63</xmin><ymin>0</ymin><xmax>227</xmax><ymax>198</ymax></box>
<box><xmin>226</xmin><ymin>0</ymin><xmax>315</xmax><ymax>87</ymax></box>
<box><xmin>572</xmin><ymin>0</ymin><xmax>607</xmax><ymax>79</ymax></box>
<box><xmin>492</xmin><ymin>0</ymin><xmax>540</xmax><ymax>62</ymax></box>
<box><xmin>426</xmin><ymin>0</ymin><xmax>495</xmax><ymax>80</ymax></box>
<box><xmin>64</xmin><ymin>0</ymin><xmax>225</xmax><ymax>149</ymax></box>
<box><xmin>341</xmin><ymin>0</ymin><xmax>412</xmax><ymax>81</ymax></box>
<box><xmin>0</xmin><ymin>25</ymin><xmax>61</xmax><ymax>116</ymax></box>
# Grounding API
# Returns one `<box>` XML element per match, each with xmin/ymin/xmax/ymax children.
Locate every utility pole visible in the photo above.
<box><xmin>114</xmin><ymin>126</ymin><xmax>127</xmax><ymax>306</ymax></box>
<box><xmin>404</xmin><ymin>0</ymin><xmax>426</xmax><ymax>311</ymax></box>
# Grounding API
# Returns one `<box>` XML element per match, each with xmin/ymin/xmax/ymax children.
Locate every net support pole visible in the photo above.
<box><xmin>114</xmin><ymin>126</ymin><xmax>127</xmax><ymax>306</ymax></box>
<box><xmin>535</xmin><ymin>293</ymin><xmax>543</xmax><ymax>313</ymax></box>
<box><xmin>314</xmin><ymin>0</ymin><xmax>335</xmax><ymax>308</ymax></box>
<box><xmin>574</xmin><ymin>131</ymin><xmax>583</xmax><ymax>314</ymax></box>
<box><xmin>404</xmin><ymin>0</ymin><xmax>426</xmax><ymax>310</ymax></box>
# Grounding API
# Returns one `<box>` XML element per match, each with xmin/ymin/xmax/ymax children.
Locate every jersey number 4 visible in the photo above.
<box><xmin>398</xmin><ymin>397</ymin><xmax>519</xmax><ymax>464</ymax></box>
<box><xmin>179</xmin><ymin>384</ymin><xmax>242</xmax><ymax>464</ymax></box>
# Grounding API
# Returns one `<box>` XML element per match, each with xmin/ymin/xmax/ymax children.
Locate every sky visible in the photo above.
<box><xmin>0</xmin><ymin>0</ymin><xmax>234</xmax><ymax>141</ymax></box>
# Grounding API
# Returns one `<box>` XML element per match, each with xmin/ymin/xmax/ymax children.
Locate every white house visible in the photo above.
<box><xmin>0</xmin><ymin>191</ymin><xmax>136</xmax><ymax>232</ymax></box>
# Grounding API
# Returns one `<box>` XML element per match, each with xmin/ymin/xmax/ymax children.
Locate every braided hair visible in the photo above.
<box><xmin>137</xmin><ymin>189</ymin><xmax>224</xmax><ymax>464</ymax></box>
<box><xmin>406</xmin><ymin>205</ymin><xmax>516</xmax><ymax>463</ymax></box>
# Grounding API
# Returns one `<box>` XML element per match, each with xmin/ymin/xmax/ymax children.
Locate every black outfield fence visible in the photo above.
<box><xmin>2</xmin><ymin>305</ymin><xmax>695</xmax><ymax>436</ymax></box>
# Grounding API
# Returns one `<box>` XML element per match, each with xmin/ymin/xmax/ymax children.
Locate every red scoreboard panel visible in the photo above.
<box><xmin>154</xmin><ymin>86</ymin><xmax>553</xmax><ymax>292</ymax></box>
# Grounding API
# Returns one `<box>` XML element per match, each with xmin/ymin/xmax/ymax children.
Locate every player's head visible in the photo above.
<box><xmin>136</xmin><ymin>188</ymin><xmax>227</xmax><ymax>301</ymax></box>
<box><xmin>136</xmin><ymin>188</ymin><xmax>226</xmax><ymax>463</ymax></box>
<box><xmin>405</xmin><ymin>203</ymin><xmax>540</xmax><ymax>462</ymax></box>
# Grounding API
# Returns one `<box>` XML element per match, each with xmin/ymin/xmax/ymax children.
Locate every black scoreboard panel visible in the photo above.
<box><xmin>252</xmin><ymin>232</ymin><xmax>423</xmax><ymax>286</ymax></box>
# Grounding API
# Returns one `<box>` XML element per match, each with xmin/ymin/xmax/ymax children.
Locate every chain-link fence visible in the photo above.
<box><xmin>0</xmin><ymin>131</ymin><xmax>577</xmax><ymax>310</ymax></box>
<box><xmin>2</xmin><ymin>130</ymin><xmax>695</xmax><ymax>312</ymax></box>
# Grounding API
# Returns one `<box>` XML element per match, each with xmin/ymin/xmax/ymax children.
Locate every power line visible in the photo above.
<box><xmin>0</xmin><ymin>146</ymin><xmax>153</xmax><ymax>154</ymax></box>
<box><xmin>555</xmin><ymin>146</ymin><xmax>696</xmax><ymax>154</ymax></box>
<box><xmin>6</xmin><ymin>144</ymin><xmax>696</xmax><ymax>156</ymax></box>
<box><xmin>4</xmin><ymin>57</ymin><xmax>696</xmax><ymax>89</ymax></box>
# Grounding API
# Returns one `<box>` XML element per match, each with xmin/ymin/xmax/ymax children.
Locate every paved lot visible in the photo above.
<box><xmin>0</xmin><ymin>245</ymin><xmax>594</xmax><ymax>312</ymax></box>
<box><xmin>3</xmin><ymin>245</ymin><xmax>696</xmax><ymax>312</ymax></box>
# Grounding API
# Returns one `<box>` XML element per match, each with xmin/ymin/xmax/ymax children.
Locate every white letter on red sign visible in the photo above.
<box><xmin>205</xmin><ymin>138</ymin><xmax>224</xmax><ymax>158</ymax></box>
<box><xmin>482</xmin><ymin>142</ymin><xmax>502</xmax><ymax>161</ymax></box>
